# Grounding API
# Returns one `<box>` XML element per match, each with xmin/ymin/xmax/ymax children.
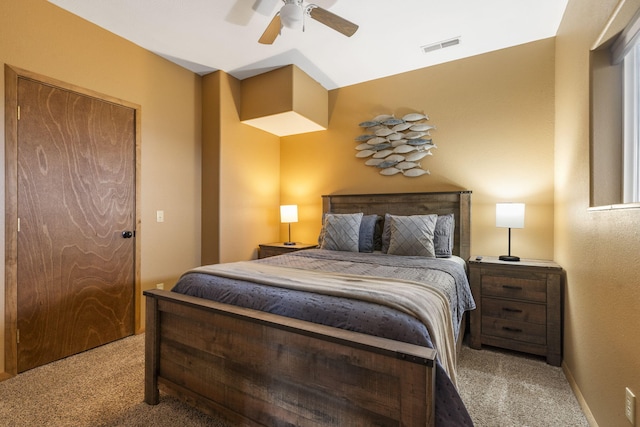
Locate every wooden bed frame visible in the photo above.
<box><xmin>144</xmin><ymin>191</ymin><xmax>471</xmax><ymax>426</ymax></box>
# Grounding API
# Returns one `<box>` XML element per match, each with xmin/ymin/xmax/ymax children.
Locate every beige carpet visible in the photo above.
<box><xmin>457</xmin><ymin>346</ymin><xmax>589</xmax><ymax>426</ymax></box>
<box><xmin>0</xmin><ymin>334</ymin><xmax>588</xmax><ymax>426</ymax></box>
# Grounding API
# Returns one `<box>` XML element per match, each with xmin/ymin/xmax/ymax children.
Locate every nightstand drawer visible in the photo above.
<box><xmin>482</xmin><ymin>317</ymin><xmax>546</xmax><ymax>345</ymax></box>
<box><xmin>482</xmin><ymin>297</ymin><xmax>546</xmax><ymax>324</ymax></box>
<box><xmin>259</xmin><ymin>246</ymin><xmax>287</xmax><ymax>258</ymax></box>
<box><xmin>258</xmin><ymin>243</ymin><xmax>317</xmax><ymax>259</ymax></box>
<box><xmin>481</xmin><ymin>275</ymin><xmax>547</xmax><ymax>303</ymax></box>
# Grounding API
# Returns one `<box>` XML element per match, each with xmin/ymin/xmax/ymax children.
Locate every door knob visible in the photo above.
<box><xmin>122</xmin><ymin>231</ymin><xmax>133</xmax><ymax>239</ymax></box>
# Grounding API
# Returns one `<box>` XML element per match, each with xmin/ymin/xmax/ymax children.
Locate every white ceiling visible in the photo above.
<box><xmin>48</xmin><ymin>0</ymin><xmax>569</xmax><ymax>90</ymax></box>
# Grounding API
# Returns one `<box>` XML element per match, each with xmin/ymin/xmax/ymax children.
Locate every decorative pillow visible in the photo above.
<box><xmin>317</xmin><ymin>214</ymin><xmax>327</xmax><ymax>246</ymax></box>
<box><xmin>434</xmin><ymin>213</ymin><xmax>455</xmax><ymax>258</ymax></box>
<box><xmin>387</xmin><ymin>214</ymin><xmax>438</xmax><ymax>257</ymax></box>
<box><xmin>382</xmin><ymin>213</ymin><xmax>455</xmax><ymax>256</ymax></box>
<box><xmin>319</xmin><ymin>213</ymin><xmax>363</xmax><ymax>252</ymax></box>
<box><xmin>373</xmin><ymin>215</ymin><xmax>384</xmax><ymax>251</ymax></box>
<box><xmin>358</xmin><ymin>214</ymin><xmax>380</xmax><ymax>253</ymax></box>
<box><xmin>381</xmin><ymin>213</ymin><xmax>393</xmax><ymax>253</ymax></box>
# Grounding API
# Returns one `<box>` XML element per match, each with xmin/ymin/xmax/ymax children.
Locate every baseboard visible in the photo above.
<box><xmin>0</xmin><ymin>371</ymin><xmax>13</xmax><ymax>382</ymax></box>
<box><xmin>563</xmin><ymin>361</ymin><xmax>598</xmax><ymax>426</ymax></box>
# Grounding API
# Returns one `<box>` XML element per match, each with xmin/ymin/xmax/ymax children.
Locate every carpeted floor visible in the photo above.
<box><xmin>457</xmin><ymin>345</ymin><xmax>588</xmax><ymax>426</ymax></box>
<box><xmin>0</xmin><ymin>334</ymin><xmax>588</xmax><ymax>426</ymax></box>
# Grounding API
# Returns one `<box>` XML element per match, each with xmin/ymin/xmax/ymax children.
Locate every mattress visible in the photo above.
<box><xmin>171</xmin><ymin>248</ymin><xmax>476</xmax><ymax>425</ymax></box>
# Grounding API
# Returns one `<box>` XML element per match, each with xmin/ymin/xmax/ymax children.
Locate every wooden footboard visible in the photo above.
<box><xmin>145</xmin><ymin>289</ymin><xmax>437</xmax><ymax>426</ymax></box>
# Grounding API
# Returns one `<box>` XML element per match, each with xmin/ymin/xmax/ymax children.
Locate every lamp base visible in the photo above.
<box><xmin>499</xmin><ymin>255</ymin><xmax>520</xmax><ymax>262</ymax></box>
<box><xmin>283</xmin><ymin>241</ymin><xmax>296</xmax><ymax>246</ymax></box>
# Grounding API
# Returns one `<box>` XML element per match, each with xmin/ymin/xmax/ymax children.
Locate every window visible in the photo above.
<box><xmin>590</xmin><ymin>5</ymin><xmax>640</xmax><ymax>207</ymax></box>
<box><xmin>622</xmin><ymin>40</ymin><xmax>640</xmax><ymax>202</ymax></box>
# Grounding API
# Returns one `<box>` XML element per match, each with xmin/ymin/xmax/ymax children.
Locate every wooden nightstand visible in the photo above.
<box><xmin>258</xmin><ymin>242</ymin><xmax>317</xmax><ymax>259</ymax></box>
<box><xmin>468</xmin><ymin>256</ymin><xmax>564</xmax><ymax>366</ymax></box>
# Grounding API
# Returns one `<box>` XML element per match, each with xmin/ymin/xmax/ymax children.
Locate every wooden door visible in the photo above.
<box><xmin>16</xmin><ymin>77</ymin><xmax>135</xmax><ymax>372</ymax></box>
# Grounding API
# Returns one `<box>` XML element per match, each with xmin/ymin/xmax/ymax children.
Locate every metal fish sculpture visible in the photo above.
<box><xmin>356</xmin><ymin>113</ymin><xmax>435</xmax><ymax>178</ymax></box>
<box><xmin>391</xmin><ymin>139</ymin><xmax>408</xmax><ymax>147</ymax></box>
<box><xmin>355</xmin><ymin>134</ymin><xmax>377</xmax><ymax>141</ymax></box>
<box><xmin>373</xmin><ymin>149</ymin><xmax>394</xmax><ymax>158</ymax></box>
<box><xmin>366</xmin><ymin>137</ymin><xmax>388</xmax><ymax>145</ymax></box>
<box><xmin>410</xmin><ymin>124</ymin><xmax>435</xmax><ymax>132</ymax></box>
<box><xmin>396</xmin><ymin>161</ymin><xmax>422</xmax><ymax>170</ymax></box>
<box><xmin>393</xmin><ymin>144</ymin><xmax>417</xmax><ymax>154</ymax></box>
<box><xmin>382</xmin><ymin>118</ymin><xmax>405</xmax><ymax>126</ymax></box>
<box><xmin>392</xmin><ymin>123</ymin><xmax>413</xmax><ymax>132</ymax></box>
<box><xmin>358</xmin><ymin>121</ymin><xmax>380</xmax><ymax>128</ymax></box>
<box><xmin>402</xmin><ymin>113</ymin><xmax>429</xmax><ymax>122</ymax></box>
<box><xmin>365</xmin><ymin>158</ymin><xmax>385</xmax><ymax>166</ymax></box>
<box><xmin>380</xmin><ymin>167</ymin><xmax>403</xmax><ymax>176</ymax></box>
<box><xmin>371</xmin><ymin>143</ymin><xmax>391</xmax><ymax>151</ymax></box>
<box><xmin>406</xmin><ymin>138</ymin><xmax>433</xmax><ymax>147</ymax></box>
<box><xmin>375</xmin><ymin>128</ymin><xmax>395</xmax><ymax>137</ymax></box>
<box><xmin>405</xmin><ymin>131</ymin><xmax>427</xmax><ymax>139</ymax></box>
<box><xmin>385</xmin><ymin>154</ymin><xmax>406</xmax><ymax>162</ymax></box>
<box><xmin>356</xmin><ymin>150</ymin><xmax>375</xmax><ymax>158</ymax></box>
<box><xmin>405</xmin><ymin>151</ymin><xmax>433</xmax><ymax>161</ymax></box>
<box><xmin>403</xmin><ymin>168</ymin><xmax>430</xmax><ymax>177</ymax></box>
<box><xmin>376</xmin><ymin>160</ymin><xmax>400</xmax><ymax>169</ymax></box>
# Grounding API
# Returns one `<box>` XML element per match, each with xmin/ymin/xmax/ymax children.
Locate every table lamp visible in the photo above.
<box><xmin>280</xmin><ymin>205</ymin><xmax>298</xmax><ymax>246</ymax></box>
<box><xmin>496</xmin><ymin>202</ymin><xmax>525</xmax><ymax>261</ymax></box>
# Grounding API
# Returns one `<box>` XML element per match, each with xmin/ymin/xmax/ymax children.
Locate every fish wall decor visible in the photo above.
<box><xmin>356</xmin><ymin>112</ymin><xmax>435</xmax><ymax>177</ymax></box>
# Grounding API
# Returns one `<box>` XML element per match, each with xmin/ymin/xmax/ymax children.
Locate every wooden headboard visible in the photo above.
<box><xmin>322</xmin><ymin>191</ymin><xmax>472</xmax><ymax>261</ymax></box>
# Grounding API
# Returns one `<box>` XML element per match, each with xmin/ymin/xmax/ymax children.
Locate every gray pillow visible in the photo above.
<box><xmin>319</xmin><ymin>213</ymin><xmax>363</xmax><ymax>252</ymax></box>
<box><xmin>358</xmin><ymin>214</ymin><xmax>380</xmax><ymax>253</ymax></box>
<box><xmin>381</xmin><ymin>213</ymin><xmax>393</xmax><ymax>253</ymax></box>
<box><xmin>387</xmin><ymin>214</ymin><xmax>438</xmax><ymax>257</ymax></box>
<box><xmin>382</xmin><ymin>213</ymin><xmax>454</xmax><ymax>256</ymax></box>
<box><xmin>434</xmin><ymin>213</ymin><xmax>455</xmax><ymax>258</ymax></box>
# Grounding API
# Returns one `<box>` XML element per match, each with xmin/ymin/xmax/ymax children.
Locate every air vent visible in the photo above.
<box><xmin>421</xmin><ymin>37</ymin><xmax>461</xmax><ymax>54</ymax></box>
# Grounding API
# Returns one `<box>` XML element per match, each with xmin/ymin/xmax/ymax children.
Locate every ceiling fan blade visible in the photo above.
<box><xmin>259</xmin><ymin>13</ymin><xmax>282</xmax><ymax>44</ymax></box>
<box><xmin>226</xmin><ymin>0</ymin><xmax>257</xmax><ymax>26</ymax></box>
<box><xmin>307</xmin><ymin>5</ymin><xmax>358</xmax><ymax>37</ymax></box>
<box><xmin>252</xmin><ymin>0</ymin><xmax>279</xmax><ymax>16</ymax></box>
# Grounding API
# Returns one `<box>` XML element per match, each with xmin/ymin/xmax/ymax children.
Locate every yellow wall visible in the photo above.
<box><xmin>556</xmin><ymin>0</ymin><xmax>640</xmax><ymax>424</ymax></box>
<box><xmin>201</xmin><ymin>71</ymin><xmax>281</xmax><ymax>264</ymax></box>
<box><xmin>201</xmin><ymin>73</ymin><xmax>222</xmax><ymax>265</ymax></box>
<box><xmin>0</xmin><ymin>0</ymin><xmax>202</xmax><ymax>372</ymax></box>
<box><xmin>281</xmin><ymin>39</ymin><xmax>557</xmax><ymax>261</ymax></box>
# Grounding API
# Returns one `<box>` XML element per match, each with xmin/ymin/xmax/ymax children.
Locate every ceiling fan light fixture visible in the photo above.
<box><xmin>258</xmin><ymin>0</ymin><xmax>358</xmax><ymax>44</ymax></box>
<box><xmin>280</xmin><ymin>2</ymin><xmax>303</xmax><ymax>29</ymax></box>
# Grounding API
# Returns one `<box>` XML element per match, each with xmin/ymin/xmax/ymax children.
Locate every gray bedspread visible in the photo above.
<box><xmin>171</xmin><ymin>249</ymin><xmax>476</xmax><ymax>426</ymax></box>
<box><xmin>258</xmin><ymin>249</ymin><xmax>475</xmax><ymax>339</ymax></box>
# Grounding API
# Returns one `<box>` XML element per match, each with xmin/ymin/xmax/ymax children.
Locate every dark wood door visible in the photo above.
<box><xmin>16</xmin><ymin>78</ymin><xmax>135</xmax><ymax>372</ymax></box>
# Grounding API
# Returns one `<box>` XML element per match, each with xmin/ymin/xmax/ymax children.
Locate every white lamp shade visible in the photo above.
<box><xmin>496</xmin><ymin>203</ymin><xmax>525</xmax><ymax>229</ymax></box>
<box><xmin>280</xmin><ymin>205</ymin><xmax>298</xmax><ymax>223</ymax></box>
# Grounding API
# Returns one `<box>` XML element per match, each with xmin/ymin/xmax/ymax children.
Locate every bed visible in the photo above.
<box><xmin>144</xmin><ymin>191</ymin><xmax>474</xmax><ymax>426</ymax></box>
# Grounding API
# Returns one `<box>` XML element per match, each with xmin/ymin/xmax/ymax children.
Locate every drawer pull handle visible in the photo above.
<box><xmin>502</xmin><ymin>307</ymin><xmax>523</xmax><ymax>313</ymax></box>
<box><xmin>502</xmin><ymin>285</ymin><xmax>523</xmax><ymax>291</ymax></box>
<box><xmin>502</xmin><ymin>326</ymin><xmax>523</xmax><ymax>333</ymax></box>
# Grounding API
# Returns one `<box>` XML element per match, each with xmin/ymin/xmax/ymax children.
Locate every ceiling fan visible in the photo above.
<box><xmin>258</xmin><ymin>0</ymin><xmax>359</xmax><ymax>45</ymax></box>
